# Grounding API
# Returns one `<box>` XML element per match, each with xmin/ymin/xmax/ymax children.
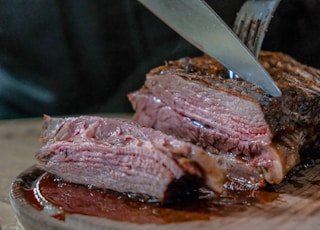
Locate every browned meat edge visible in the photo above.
<box><xmin>128</xmin><ymin>51</ymin><xmax>320</xmax><ymax>187</ymax></box>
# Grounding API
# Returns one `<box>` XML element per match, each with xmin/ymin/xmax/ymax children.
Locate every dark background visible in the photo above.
<box><xmin>0</xmin><ymin>0</ymin><xmax>319</xmax><ymax>119</ymax></box>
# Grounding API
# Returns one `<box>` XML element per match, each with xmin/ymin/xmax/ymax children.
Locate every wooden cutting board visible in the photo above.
<box><xmin>10</xmin><ymin>155</ymin><xmax>320</xmax><ymax>230</ymax></box>
<box><xmin>6</xmin><ymin>116</ymin><xmax>320</xmax><ymax>230</ymax></box>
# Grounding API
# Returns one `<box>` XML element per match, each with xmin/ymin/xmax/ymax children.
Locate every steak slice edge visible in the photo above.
<box><xmin>36</xmin><ymin>115</ymin><xmax>226</xmax><ymax>203</ymax></box>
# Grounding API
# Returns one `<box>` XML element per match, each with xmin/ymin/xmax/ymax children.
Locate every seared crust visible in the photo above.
<box><xmin>129</xmin><ymin>51</ymin><xmax>320</xmax><ymax>187</ymax></box>
<box><xmin>148</xmin><ymin>52</ymin><xmax>320</xmax><ymax>134</ymax></box>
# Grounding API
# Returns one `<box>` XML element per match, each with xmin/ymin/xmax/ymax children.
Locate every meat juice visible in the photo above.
<box><xmin>24</xmin><ymin>172</ymin><xmax>279</xmax><ymax>224</ymax></box>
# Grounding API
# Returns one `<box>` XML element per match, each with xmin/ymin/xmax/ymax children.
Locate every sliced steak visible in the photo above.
<box><xmin>35</xmin><ymin>115</ymin><xmax>225</xmax><ymax>203</ymax></box>
<box><xmin>128</xmin><ymin>51</ymin><xmax>320</xmax><ymax>188</ymax></box>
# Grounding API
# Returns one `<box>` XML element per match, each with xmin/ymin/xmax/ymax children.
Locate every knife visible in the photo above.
<box><xmin>138</xmin><ymin>0</ymin><xmax>282</xmax><ymax>97</ymax></box>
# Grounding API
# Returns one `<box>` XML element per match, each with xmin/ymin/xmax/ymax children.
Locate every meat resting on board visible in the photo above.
<box><xmin>36</xmin><ymin>115</ymin><xmax>225</xmax><ymax>203</ymax></box>
<box><xmin>128</xmin><ymin>51</ymin><xmax>320</xmax><ymax>188</ymax></box>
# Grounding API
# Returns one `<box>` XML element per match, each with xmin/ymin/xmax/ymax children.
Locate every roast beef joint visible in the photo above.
<box><xmin>35</xmin><ymin>51</ymin><xmax>320</xmax><ymax>204</ymax></box>
<box><xmin>128</xmin><ymin>51</ymin><xmax>320</xmax><ymax>189</ymax></box>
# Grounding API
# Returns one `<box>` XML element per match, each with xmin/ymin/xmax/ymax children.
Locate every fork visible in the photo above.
<box><xmin>229</xmin><ymin>0</ymin><xmax>281</xmax><ymax>79</ymax></box>
<box><xmin>233</xmin><ymin>0</ymin><xmax>281</xmax><ymax>58</ymax></box>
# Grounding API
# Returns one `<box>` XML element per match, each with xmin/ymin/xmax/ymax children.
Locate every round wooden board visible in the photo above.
<box><xmin>10</xmin><ymin>160</ymin><xmax>320</xmax><ymax>230</ymax></box>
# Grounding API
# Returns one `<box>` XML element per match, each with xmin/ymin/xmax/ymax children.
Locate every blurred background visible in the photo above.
<box><xmin>0</xmin><ymin>0</ymin><xmax>319</xmax><ymax>119</ymax></box>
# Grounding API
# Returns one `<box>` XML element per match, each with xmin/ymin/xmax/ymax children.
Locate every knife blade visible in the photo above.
<box><xmin>138</xmin><ymin>0</ymin><xmax>282</xmax><ymax>97</ymax></box>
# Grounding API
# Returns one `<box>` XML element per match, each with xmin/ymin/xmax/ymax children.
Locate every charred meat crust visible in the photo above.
<box><xmin>147</xmin><ymin>52</ymin><xmax>320</xmax><ymax>132</ymax></box>
<box><xmin>128</xmin><ymin>51</ymin><xmax>320</xmax><ymax>187</ymax></box>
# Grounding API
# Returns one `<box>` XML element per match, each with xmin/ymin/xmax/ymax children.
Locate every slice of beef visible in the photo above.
<box><xmin>35</xmin><ymin>115</ymin><xmax>225</xmax><ymax>203</ymax></box>
<box><xmin>128</xmin><ymin>51</ymin><xmax>320</xmax><ymax>188</ymax></box>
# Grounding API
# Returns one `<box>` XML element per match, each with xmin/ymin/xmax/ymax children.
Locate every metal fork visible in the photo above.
<box><xmin>229</xmin><ymin>0</ymin><xmax>281</xmax><ymax>79</ymax></box>
<box><xmin>233</xmin><ymin>0</ymin><xmax>281</xmax><ymax>58</ymax></box>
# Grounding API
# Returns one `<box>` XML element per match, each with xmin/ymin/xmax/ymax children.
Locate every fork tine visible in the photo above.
<box><xmin>233</xmin><ymin>0</ymin><xmax>281</xmax><ymax>58</ymax></box>
<box><xmin>236</xmin><ymin>12</ymin><xmax>259</xmax><ymax>53</ymax></box>
<box><xmin>232</xmin><ymin>12</ymin><xmax>245</xmax><ymax>37</ymax></box>
<box><xmin>251</xmin><ymin>6</ymin><xmax>278</xmax><ymax>57</ymax></box>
